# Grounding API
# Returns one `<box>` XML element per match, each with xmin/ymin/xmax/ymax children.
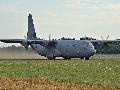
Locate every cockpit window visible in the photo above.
<box><xmin>87</xmin><ymin>42</ymin><xmax>94</xmax><ymax>48</ymax></box>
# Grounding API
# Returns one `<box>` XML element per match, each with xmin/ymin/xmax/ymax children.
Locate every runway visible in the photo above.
<box><xmin>0</xmin><ymin>50</ymin><xmax>120</xmax><ymax>60</ymax></box>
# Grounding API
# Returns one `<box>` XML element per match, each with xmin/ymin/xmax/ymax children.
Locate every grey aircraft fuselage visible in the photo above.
<box><xmin>0</xmin><ymin>14</ymin><xmax>97</xmax><ymax>60</ymax></box>
<box><xmin>1</xmin><ymin>14</ymin><xmax>120</xmax><ymax>60</ymax></box>
<box><xmin>31</xmin><ymin>40</ymin><xmax>96</xmax><ymax>59</ymax></box>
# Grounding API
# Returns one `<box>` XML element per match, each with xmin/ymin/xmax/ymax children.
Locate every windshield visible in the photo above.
<box><xmin>86</xmin><ymin>41</ymin><xmax>94</xmax><ymax>48</ymax></box>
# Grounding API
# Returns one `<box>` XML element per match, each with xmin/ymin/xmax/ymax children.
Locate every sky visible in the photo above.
<box><xmin>0</xmin><ymin>0</ymin><xmax>120</xmax><ymax>44</ymax></box>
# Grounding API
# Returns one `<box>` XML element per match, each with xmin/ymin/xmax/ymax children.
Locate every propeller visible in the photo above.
<box><xmin>100</xmin><ymin>35</ymin><xmax>110</xmax><ymax>46</ymax></box>
<box><xmin>101</xmin><ymin>36</ymin><xmax>104</xmax><ymax>40</ymax></box>
<box><xmin>21</xmin><ymin>35</ymin><xmax>29</xmax><ymax>51</ymax></box>
<box><xmin>21</xmin><ymin>34</ymin><xmax>57</xmax><ymax>50</ymax></box>
<box><xmin>47</xmin><ymin>34</ymin><xmax>57</xmax><ymax>47</ymax></box>
<box><xmin>49</xmin><ymin>34</ymin><xmax>51</xmax><ymax>41</ymax></box>
<box><xmin>24</xmin><ymin>35</ymin><xmax>27</xmax><ymax>40</ymax></box>
<box><xmin>106</xmin><ymin>35</ymin><xmax>109</xmax><ymax>40</ymax></box>
<box><xmin>101</xmin><ymin>35</ymin><xmax>109</xmax><ymax>40</ymax></box>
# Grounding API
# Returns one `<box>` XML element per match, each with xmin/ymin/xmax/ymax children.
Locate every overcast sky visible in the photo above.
<box><xmin>0</xmin><ymin>0</ymin><xmax>120</xmax><ymax>42</ymax></box>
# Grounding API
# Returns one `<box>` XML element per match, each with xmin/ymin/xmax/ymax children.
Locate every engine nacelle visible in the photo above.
<box><xmin>40</xmin><ymin>40</ymin><xmax>57</xmax><ymax>47</ymax></box>
<box><xmin>21</xmin><ymin>40</ymin><xmax>29</xmax><ymax>50</ymax></box>
<box><xmin>48</xmin><ymin>40</ymin><xmax>57</xmax><ymax>47</ymax></box>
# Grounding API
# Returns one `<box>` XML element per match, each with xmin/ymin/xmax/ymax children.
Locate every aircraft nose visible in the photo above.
<box><xmin>91</xmin><ymin>49</ymin><xmax>96</xmax><ymax>56</ymax></box>
<box><xmin>93</xmin><ymin>49</ymin><xmax>96</xmax><ymax>53</ymax></box>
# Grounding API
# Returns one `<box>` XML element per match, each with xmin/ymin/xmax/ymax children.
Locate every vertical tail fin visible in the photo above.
<box><xmin>27</xmin><ymin>14</ymin><xmax>37</xmax><ymax>40</ymax></box>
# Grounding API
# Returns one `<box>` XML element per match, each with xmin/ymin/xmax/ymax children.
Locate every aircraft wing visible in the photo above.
<box><xmin>90</xmin><ymin>40</ymin><xmax>120</xmax><ymax>45</ymax></box>
<box><xmin>0</xmin><ymin>39</ymin><xmax>56</xmax><ymax>47</ymax></box>
<box><xmin>90</xmin><ymin>40</ymin><xmax>120</xmax><ymax>43</ymax></box>
<box><xmin>0</xmin><ymin>39</ymin><xmax>45</xmax><ymax>44</ymax></box>
<box><xmin>0</xmin><ymin>39</ymin><xmax>24</xmax><ymax>43</ymax></box>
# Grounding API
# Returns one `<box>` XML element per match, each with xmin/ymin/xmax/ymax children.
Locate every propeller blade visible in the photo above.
<box><xmin>49</xmin><ymin>34</ymin><xmax>51</xmax><ymax>41</ymax></box>
<box><xmin>24</xmin><ymin>35</ymin><xmax>27</xmax><ymax>39</ymax></box>
<box><xmin>101</xmin><ymin>36</ymin><xmax>104</xmax><ymax>40</ymax></box>
<box><xmin>25</xmin><ymin>46</ymin><xmax>28</xmax><ymax>51</ymax></box>
<box><xmin>21</xmin><ymin>36</ymin><xmax>29</xmax><ymax>51</ymax></box>
<box><xmin>106</xmin><ymin>35</ymin><xmax>109</xmax><ymax>40</ymax></box>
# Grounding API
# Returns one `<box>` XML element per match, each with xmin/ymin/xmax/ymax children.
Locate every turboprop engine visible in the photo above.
<box><xmin>21</xmin><ymin>40</ymin><xmax>29</xmax><ymax>50</ymax></box>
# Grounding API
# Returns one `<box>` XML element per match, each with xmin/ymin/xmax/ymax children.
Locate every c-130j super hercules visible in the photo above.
<box><xmin>1</xmin><ymin>14</ymin><xmax>119</xmax><ymax>60</ymax></box>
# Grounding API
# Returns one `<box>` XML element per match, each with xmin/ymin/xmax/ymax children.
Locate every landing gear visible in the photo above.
<box><xmin>80</xmin><ymin>57</ymin><xmax>89</xmax><ymax>60</ymax></box>
<box><xmin>80</xmin><ymin>57</ymin><xmax>84</xmax><ymax>59</ymax></box>
<box><xmin>85</xmin><ymin>57</ymin><xmax>89</xmax><ymax>60</ymax></box>
<box><xmin>63</xmin><ymin>57</ymin><xmax>71</xmax><ymax>60</ymax></box>
<box><xmin>47</xmin><ymin>57</ymin><xmax>56</xmax><ymax>60</ymax></box>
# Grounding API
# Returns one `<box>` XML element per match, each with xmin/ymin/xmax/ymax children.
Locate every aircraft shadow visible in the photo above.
<box><xmin>0</xmin><ymin>58</ymin><xmax>81</xmax><ymax>61</ymax></box>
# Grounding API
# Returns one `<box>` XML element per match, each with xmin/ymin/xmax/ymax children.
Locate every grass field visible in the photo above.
<box><xmin>0</xmin><ymin>55</ymin><xmax>120</xmax><ymax>89</ymax></box>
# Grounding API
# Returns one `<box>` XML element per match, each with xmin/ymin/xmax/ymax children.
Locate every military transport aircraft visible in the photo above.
<box><xmin>0</xmin><ymin>14</ymin><xmax>119</xmax><ymax>60</ymax></box>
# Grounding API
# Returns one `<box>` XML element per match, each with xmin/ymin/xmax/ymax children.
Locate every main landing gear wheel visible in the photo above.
<box><xmin>63</xmin><ymin>57</ymin><xmax>71</xmax><ymax>60</ymax></box>
<box><xmin>47</xmin><ymin>57</ymin><xmax>56</xmax><ymax>60</ymax></box>
<box><xmin>85</xmin><ymin>57</ymin><xmax>89</xmax><ymax>60</ymax></box>
<box><xmin>80</xmin><ymin>57</ymin><xmax>84</xmax><ymax>59</ymax></box>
